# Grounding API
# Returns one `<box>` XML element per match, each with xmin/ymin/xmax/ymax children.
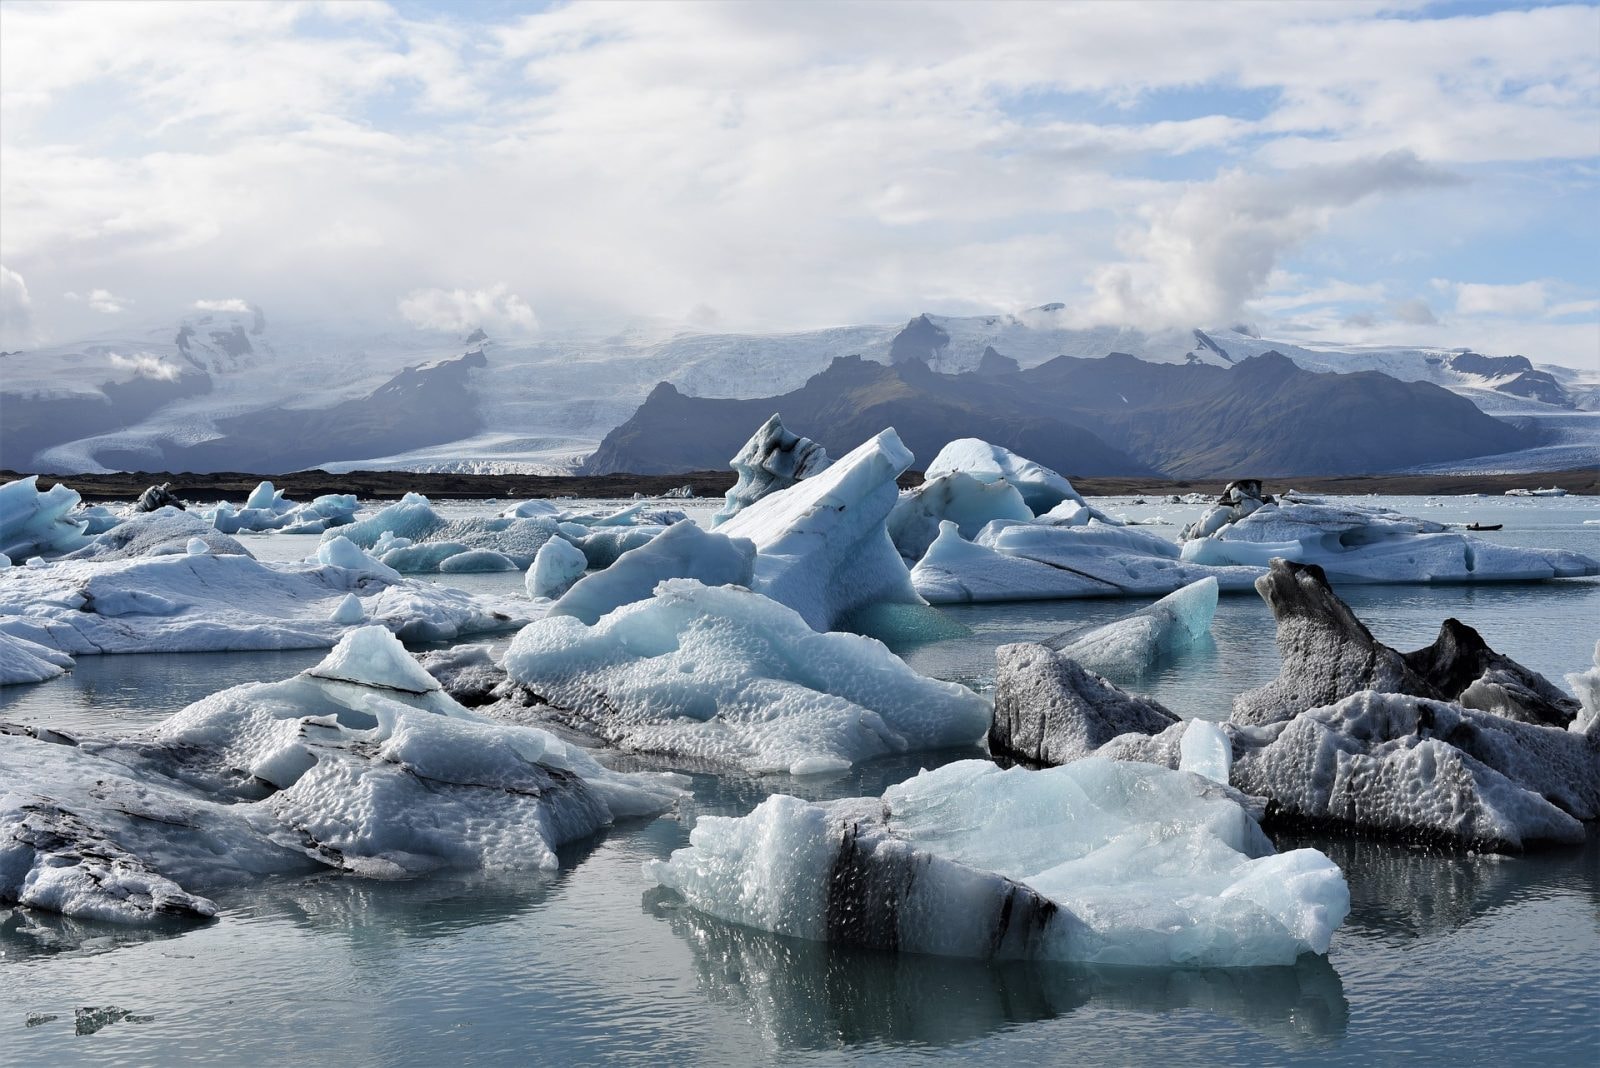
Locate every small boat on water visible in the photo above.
<box><xmin>1466</xmin><ymin>522</ymin><xmax>1503</xmax><ymax>531</ymax></box>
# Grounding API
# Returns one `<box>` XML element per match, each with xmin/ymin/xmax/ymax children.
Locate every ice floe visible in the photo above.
<box><xmin>203</xmin><ymin>481</ymin><xmax>359</xmax><ymax>535</ymax></box>
<box><xmin>923</xmin><ymin>439</ymin><xmax>1084</xmax><ymax>516</ymax></box>
<box><xmin>0</xmin><ymin>627</ymin><xmax>683</xmax><ymax>923</ymax></box>
<box><xmin>887</xmin><ymin>472</ymin><xmax>1032</xmax><ymax>563</ymax></box>
<box><xmin>1044</xmin><ymin>577</ymin><xmax>1218</xmax><ymax>679</ymax></box>
<box><xmin>63</xmin><ymin>507</ymin><xmax>251</xmax><ymax>561</ymax></box>
<box><xmin>547</xmin><ymin>520</ymin><xmax>754</xmax><ymax>626</ymax></box>
<box><xmin>1180</xmin><ymin>483</ymin><xmax>1596</xmax><ymax>583</ymax></box>
<box><xmin>646</xmin><ymin>758</ymin><xmax>1348</xmax><ymax>967</ymax></box>
<box><xmin>527</xmin><ymin>536</ymin><xmax>590</xmax><ymax>600</ymax></box>
<box><xmin>503</xmin><ymin>579</ymin><xmax>991</xmax><ymax>775</ymax></box>
<box><xmin>0</xmin><ymin>631</ymin><xmax>75</xmax><ymax>686</ymax></box>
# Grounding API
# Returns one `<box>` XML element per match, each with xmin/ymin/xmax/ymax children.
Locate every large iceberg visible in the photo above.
<box><xmin>1180</xmin><ymin>486</ymin><xmax>1596</xmax><ymax>583</ymax></box>
<box><xmin>547</xmin><ymin>520</ymin><xmax>755</xmax><ymax>626</ymax></box>
<box><xmin>719</xmin><ymin>429</ymin><xmax>924</xmax><ymax>632</ymax></box>
<box><xmin>886</xmin><ymin>472</ymin><xmax>1033</xmax><ymax>563</ymax></box>
<box><xmin>1045</xmin><ymin>577</ymin><xmax>1218</xmax><ymax>679</ymax></box>
<box><xmin>0</xmin><ymin>627</ymin><xmax>683</xmax><ymax>923</ymax></box>
<box><xmin>502</xmin><ymin>579</ymin><xmax>991</xmax><ymax>775</ymax></box>
<box><xmin>712</xmin><ymin>414</ymin><xmax>831</xmax><ymax>527</ymax></box>
<box><xmin>0</xmin><ymin>476</ymin><xmax>93</xmax><ymax>559</ymax></box>
<box><xmin>0</xmin><ymin>546</ymin><xmax>526</xmax><ymax>658</ymax></box>
<box><xmin>922</xmin><ymin>439</ymin><xmax>1084</xmax><ymax>516</ymax></box>
<box><xmin>646</xmin><ymin>758</ymin><xmax>1348</xmax><ymax>967</ymax></box>
<box><xmin>911</xmin><ymin>520</ymin><xmax>1262</xmax><ymax>603</ymax></box>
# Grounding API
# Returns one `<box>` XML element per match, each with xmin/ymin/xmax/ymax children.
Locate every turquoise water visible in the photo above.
<box><xmin>2</xmin><ymin>496</ymin><xmax>1597</xmax><ymax>1066</ymax></box>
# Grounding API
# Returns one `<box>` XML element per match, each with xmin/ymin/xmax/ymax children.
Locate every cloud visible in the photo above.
<box><xmin>1085</xmin><ymin>152</ymin><xmax>1459</xmax><ymax>328</ymax></box>
<box><xmin>397</xmin><ymin>284</ymin><xmax>537</xmax><ymax>334</ymax></box>
<box><xmin>107</xmin><ymin>351</ymin><xmax>182</xmax><ymax>381</ymax></box>
<box><xmin>1390</xmin><ymin>298</ymin><xmax>1437</xmax><ymax>325</ymax></box>
<box><xmin>0</xmin><ymin>265</ymin><xmax>33</xmax><ymax>344</ymax></box>
<box><xmin>194</xmin><ymin>298</ymin><xmax>253</xmax><ymax>313</ymax></box>
<box><xmin>65</xmin><ymin>288</ymin><xmax>133</xmax><ymax>313</ymax></box>
<box><xmin>1454</xmin><ymin>281</ymin><xmax>1549</xmax><ymax>317</ymax></box>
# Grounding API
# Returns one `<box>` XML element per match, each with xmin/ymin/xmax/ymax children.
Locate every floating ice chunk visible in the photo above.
<box><xmin>317</xmin><ymin>535</ymin><xmax>404</xmax><ymax>583</ymax></box>
<box><xmin>335</xmin><ymin>494</ymin><xmax>567</xmax><ymax>569</ymax></box>
<box><xmin>0</xmin><ymin>628</ymin><xmax>683</xmax><ymax>923</ymax></box>
<box><xmin>1046</xmin><ymin>577</ymin><xmax>1218</xmax><ymax>678</ymax></box>
<box><xmin>65</xmin><ymin>508</ymin><xmax>251</xmax><ymax>561</ymax></box>
<box><xmin>0</xmin><ymin>553</ymin><xmax>9</xmax><ymax>568</ymax></box>
<box><xmin>719</xmin><ymin>429</ymin><xmax>923</xmax><ymax>632</ymax></box>
<box><xmin>1180</xmin><ymin>494</ymin><xmax>1596</xmax><ymax>583</ymax></box>
<box><xmin>990</xmin><ymin>642</ymin><xmax>1180</xmax><ymax>766</ymax></box>
<box><xmin>573</xmin><ymin>525</ymin><xmax>663</xmax><ymax>568</ymax></box>
<box><xmin>549</xmin><ymin>521</ymin><xmax>755</xmax><ymax>626</ymax></box>
<box><xmin>502</xmin><ymin>499</ymin><xmax>562</xmax><ymax>518</ymax></box>
<box><xmin>0</xmin><ymin>551</ymin><xmax>525</xmax><ymax>657</ymax></box>
<box><xmin>185</xmin><ymin>537</ymin><xmax>209</xmax><ymax>555</ymax></box>
<box><xmin>0</xmin><ymin>476</ymin><xmax>93</xmax><ymax>559</ymax></box>
<box><xmin>203</xmin><ymin>483</ymin><xmax>358</xmax><ymax>535</ymax></box>
<box><xmin>329</xmin><ymin>593</ymin><xmax>365</xmax><ymax>625</ymax></box>
<box><xmin>911</xmin><ymin>520</ymin><xmax>1260</xmax><ymax>604</ymax></box>
<box><xmin>244</xmin><ymin>480</ymin><xmax>280</xmax><ymax>510</ymax></box>
<box><xmin>713</xmin><ymin>414</ymin><xmax>832</xmax><ymax>526</ymax></box>
<box><xmin>646</xmin><ymin>759</ymin><xmax>1348</xmax><ymax>967</ymax></box>
<box><xmin>1179</xmin><ymin>719</ymin><xmax>1232</xmax><ymax>784</ymax></box>
<box><xmin>438</xmin><ymin>549</ymin><xmax>519</xmax><ymax>572</ymax></box>
<box><xmin>25</xmin><ymin>556</ymin><xmax>46</xmax><ymax>567</ymax></box>
<box><xmin>527</xmin><ymin>537</ymin><xmax>589</xmax><ymax>600</ymax></box>
<box><xmin>887</xmin><ymin>472</ymin><xmax>1032</xmax><ymax>562</ymax></box>
<box><xmin>503</xmin><ymin>579</ymin><xmax>991</xmax><ymax>775</ymax></box>
<box><xmin>74</xmin><ymin>504</ymin><xmax>124</xmax><ymax>536</ymax></box>
<box><xmin>0</xmin><ymin>630</ymin><xmax>75</xmax><ymax>685</ymax></box>
<box><xmin>923</xmin><ymin>439</ymin><xmax>1085</xmax><ymax>516</ymax></box>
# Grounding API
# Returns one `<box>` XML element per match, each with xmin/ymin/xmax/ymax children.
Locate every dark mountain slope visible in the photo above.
<box><xmin>585</xmin><ymin>351</ymin><xmax>1534</xmax><ymax>478</ymax></box>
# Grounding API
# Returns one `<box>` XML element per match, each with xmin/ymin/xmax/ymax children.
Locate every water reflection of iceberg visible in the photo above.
<box><xmin>647</xmin><ymin>891</ymin><xmax>1348</xmax><ymax>1051</ymax></box>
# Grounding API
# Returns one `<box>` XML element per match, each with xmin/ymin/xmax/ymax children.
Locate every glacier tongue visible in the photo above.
<box><xmin>646</xmin><ymin>758</ymin><xmax>1350</xmax><ymax>967</ymax></box>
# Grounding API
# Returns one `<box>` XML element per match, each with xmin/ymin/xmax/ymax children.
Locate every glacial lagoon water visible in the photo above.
<box><xmin>3</xmin><ymin>495</ymin><xmax>1597</xmax><ymax>1066</ymax></box>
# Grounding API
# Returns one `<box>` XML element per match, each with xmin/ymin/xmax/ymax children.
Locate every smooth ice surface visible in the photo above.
<box><xmin>923</xmin><ymin>439</ymin><xmax>1085</xmax><ymax>515</ymax></box>
<box><xmin>1048</xmin><ymin>577</ymin><xmax>1218</xmax><ymax>678</ymax></box>
<box><xmin>1179</xmin><ymin>719</ymin><xmax>1233</xmax><ymax>785</ymax></box>
<box><xmin>504</xmin><ymin>579</ymin><xmax>991</xmax><ymax>775</ymax></box>
<box><xmin>0</xmin><ymin>476</ymin><xmax>93</xmax><ymax>559</ymax></box>
<box><xmin>527</xmin><ymin>536</ymin><xmax>589</xmax><ymax>600</ymax></box>
<box><xmin>647</xmin><ymin>759</ymin><xmax>1348</xmax><ymax>967</ymax></box>
<box><xmin>887</xmin><ymin>472</ymin><xmax>1033</xmax><ymax>562</ymax></box>
<box><xmin>912</xmin><ymin>520</ymin><xmax>1261</xmax><ymax>603</ymax></box>
<box><xmin>0</xmin><ymin>627</ymin><xmax>683</xmax><ymax>923</ymax></box>
<box><xmin>549</xmin><ymin>521</ymin><xmax>755</xmax><ymax>626</ymax></box>
<box><xmin>719</xmin><ymin>429</ymin><xmax>924</xmax><ymax>631</ymax></box>
<box><xmin>712</xmin><ymin>414</ymin><xmax>831</xmax><ymax>526</ymax></box>
<box><xmin>1180</xmin><ymin>500</ymin><xmax>1598</xmax><ymax>583</ymax></box>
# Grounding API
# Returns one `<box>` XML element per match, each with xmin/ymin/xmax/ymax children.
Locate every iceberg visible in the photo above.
<box><xmin>133</xmin><ymin>482</ymin><xmax>184</xmax><ymax>513</ymax></box>
<box><xmin>712</xmin><ymin>414</ymin><xmax>832</xmax><ymax>526</ymax></box>
<box><xmin>922</xmin><ymin>439</ymin><xmax>1084</xmax><ymax>516</ymax></box>
<box><xmin>646</xmin><ymin>758</ymin><xmax>1349</xmax><ymax>967</ymax></box>
<box><xmin>328</xmin><ymin>492</ymin><xmax>569</xmax><ymax>571</ymax></box>
<box><xmin>502</xmin><ymin>579</ymin><xmax>991</xmax><ymax>775</ymax></box>
<box><xmin>0</xmin><ymin>631</ymin><xmax>75</xmax><ymax>686</ymax></box>
<box><xmin>911</xmin><ymin>520</ymin><xmax>1262</xmax><ymax>603</ymax></box>
<box><xmin>1233</xmin><ymin>560</ymin><xmax>1581</xmax><ymax>728</ymax></box>
<box><xmin>886</xmin><ymin>472</ymin><xmax>1033</xmax><ymax>563</ymax></box>
<box><xmin>990</xmin><ymin>643</ymin><xmax>1179</xmax><ymax>767</ymax></box>
<box><xmin>1180</xmin><ymin>489</ymin><xmax>1597</xmax><ymax>583</ymax></box>
<box><xmin>527</xmin><ymin>537</ymin><xmax>589</xmax><ymax>600</ymax></box>
<box><xmin>1045</xmin><ymin>577</ymin><xmax>1218</xmax><ymax>679</ymax></box>
<box><xmin>719</xmin><ymin>429</ymin><xmax>924</xmax><ymax>632</ymax></box>
<box><xmin>0</xmin><ymin>627</ymin><xmax>683</xmax><ymax>923</ymax></box>
<box><xmin>1568</xmin><ymin>642</ymin><xmax>1600</xmax><ymax>736</ymax></box>
<box><xmin>548</xmin><ymin>521</ymin><xmax>755</xmax><ymax>626</ymax></box>
<box><xmin>203</xmin><ymin>481</ymin><xmax>359</xmax><ymax>535</ymax></box>
<box><xmin>0</xmin><ymin>547</ymin><xmax>526</xmax><ymax>658</ymax></box>
<box><xmin>0</xmin><ymin>476</ymin><xmax>93</xmax><ymax>559</ymax></box>
<box><xmin>63</xmin><ymin>507</ymin><xmax>252</xmax><ymax>561</ymax></box>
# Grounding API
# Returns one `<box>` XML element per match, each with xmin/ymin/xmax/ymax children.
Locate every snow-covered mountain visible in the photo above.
<box><xmin>1</xmin><ymin>304</ymin><xmax>1594</xmax><ymax>475</ymax></box>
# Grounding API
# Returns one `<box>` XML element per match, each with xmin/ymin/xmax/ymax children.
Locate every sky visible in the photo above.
<box><xmin>1</xmin><ymin>0</ymin><xmax>1596</xmax><ymax>368</ymax></box>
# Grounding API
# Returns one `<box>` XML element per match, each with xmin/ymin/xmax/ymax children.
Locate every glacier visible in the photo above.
<box><xmin>0</xmin><ymin>627</ymin><xmax>684</xmax><ymax>923</ymax></box>
<box><xmin>645</xmin><ymin>758</ymin><xmax>1349</xmax><ymax>967</ymax></box>
<box><xmin>501</xmin><ymin>579</ymin><xmax>991</xmax><ymax>776</ymax></box>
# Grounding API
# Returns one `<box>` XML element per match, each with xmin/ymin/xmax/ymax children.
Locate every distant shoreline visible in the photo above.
<box><xmin>7</xmin><ymin>466</ymin><xmax>1596</xmax><ymax>500</ymax></box>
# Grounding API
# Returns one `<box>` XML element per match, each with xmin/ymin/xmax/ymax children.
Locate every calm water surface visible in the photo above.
<box><xmin>2</xmin><ymin>495</ymin><xmax>1597</xmax><ymax>1066</ymax></box>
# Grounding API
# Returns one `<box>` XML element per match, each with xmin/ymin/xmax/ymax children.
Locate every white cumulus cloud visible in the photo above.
<box><xmin>0</xmin><ymin>264</ymin><xmax>34</xmax><ymax>345</ymax></box>
<box><xmin>194</xmin><ymin>298</ymin><xmax>253</xmax><ymax>313</ymax></box>
<box><xmin>107</xmin><ymin>351</ymin><xmax>182</xmax><ymax>381</ymax></box>
<box><xmin>398</xmin><ymin>284</ymin><xmax>537</xmax><ymax>335</ymax></box>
